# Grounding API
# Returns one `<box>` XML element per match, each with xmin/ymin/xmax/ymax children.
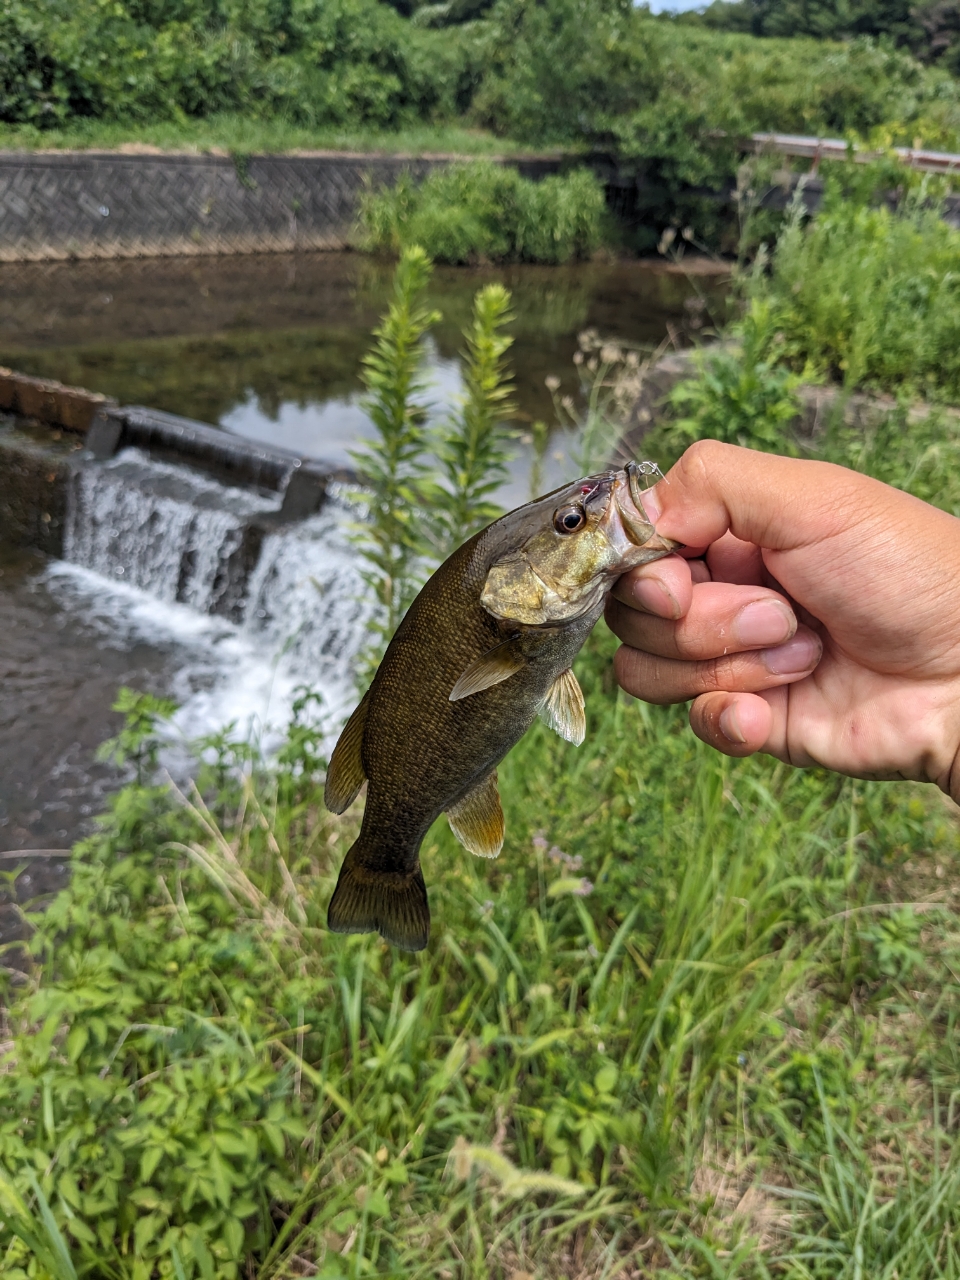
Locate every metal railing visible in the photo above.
<box><xmin>748</xmin><ymin>131</ymin><xmax>960</xmax><ymax>175</ymax></box>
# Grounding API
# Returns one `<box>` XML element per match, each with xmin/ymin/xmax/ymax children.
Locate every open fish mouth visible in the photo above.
<box><xmin>610</xmin><ymin>461</ymin><xmax>681</xmax><ymax>557</ymax></box>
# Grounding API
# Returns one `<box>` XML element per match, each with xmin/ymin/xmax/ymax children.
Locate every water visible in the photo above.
<box><xmin>0</xmin><ymin>251</ymin><xmax>726</xmax><ymax>854</ymax></box>
<box><xmin>0</xmin><ymin>252</ymin><xmax>727</xmax><ymax>457</ymax></box>
<box><xmin>60</xmin><ymin>452</ymin><xmax>371</xmax><ymax>746</ymax></box>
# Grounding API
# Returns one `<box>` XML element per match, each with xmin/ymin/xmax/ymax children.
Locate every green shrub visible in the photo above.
<box><xmin>666</xmin><ymin>300</ymin><xmax>805</xmax><ymax>452</ymax></box>
<box><xmin>358</xmin><ymin>162</ymin><xmax>608</xmax><ymax>264</ymax></box>
<box><xmin>754</xmin><ymin>177</ymin><xmax>960</xmax><ymax>399</ymax></box>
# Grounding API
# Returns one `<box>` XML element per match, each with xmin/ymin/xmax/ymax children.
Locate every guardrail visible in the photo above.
<box><xmin>748</xmin><ymin>132</ymin><xmax>960</xmax><ymax>175</ymax></box>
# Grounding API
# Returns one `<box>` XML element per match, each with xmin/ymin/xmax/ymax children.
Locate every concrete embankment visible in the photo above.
<box><xmin>0</xmin><ymin>151</ymin><xmax>562</xmax><ymax>262</ymax></box>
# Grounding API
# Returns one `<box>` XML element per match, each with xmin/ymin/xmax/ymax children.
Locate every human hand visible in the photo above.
<box><xmin>606</xmin><ymin>440</ymin><xmax>960</xmax><ymax>800</ymax></box>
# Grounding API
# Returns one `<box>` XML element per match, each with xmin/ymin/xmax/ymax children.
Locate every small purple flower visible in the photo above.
<box><xmin>548</xmin><ymin>845</ymin><xmax>564</xmax><ymax>864</ymax></box>
<box><xmin>573</xmin><ymin>878</ymin><xmax>594</xmax><ymax>897</ymax></box>
<box><xmin>532</xmin><ymin>832</ymin><xmax>548</xmax><ymax>852</ymax></box>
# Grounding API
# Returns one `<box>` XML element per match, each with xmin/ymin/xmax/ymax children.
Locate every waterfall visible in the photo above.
<box><xmin>63</xmin><ymin>450</ymin><xmax>279</xmax><ymax>618</ymax></box>
<box><xmin>58</xmin><ymin>450</ymin><xmax>370</xmax><ymax>742</ymax></box>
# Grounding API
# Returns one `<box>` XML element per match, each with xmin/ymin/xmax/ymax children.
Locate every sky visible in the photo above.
<box><xmin>644</xmin><ymin>0</ymin><xmax>707</xmax><ymax>11</ymax></box>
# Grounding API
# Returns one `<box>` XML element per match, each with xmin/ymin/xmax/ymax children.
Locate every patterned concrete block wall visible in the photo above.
<box><xmin>0</xmin><ymin>151</ymin><xmax>564</xmax><ymax>262</ymax></box>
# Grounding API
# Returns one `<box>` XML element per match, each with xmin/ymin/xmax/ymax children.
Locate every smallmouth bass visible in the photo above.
<box><xmin>325</xmin><ymin>461</ymin><xmax>677</xmax><ymax>951</ymax></box>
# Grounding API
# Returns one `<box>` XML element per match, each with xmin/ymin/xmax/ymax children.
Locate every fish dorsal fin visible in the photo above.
<box><xmin>446</xmin><ymin>771</ymin><xmax>505</xmax><ymax>859</ymax></box>
<box><xmin>449</xmin><ymin>639</ymin><xmax>527</xmax><ymax>702</ymax></box>
<box><xmin>324</xmin><ymin>690</ymin><xmax>370</xmax><ymax>814</ymax></box>
<box><xmin>539</xmin><ymin>668</ymin><xmax>586</xmax><ymax>745</ymax></box>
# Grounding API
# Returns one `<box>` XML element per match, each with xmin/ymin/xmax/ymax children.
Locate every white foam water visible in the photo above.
<box><xmin>55</xmin><ymin>454</ymin><xmax>371</xmax><ymax>753</ymax></box>
<box><xmin>64</xmin><ymin>450</ymin><xmax>280</xmax><ymax>614</ymax></box>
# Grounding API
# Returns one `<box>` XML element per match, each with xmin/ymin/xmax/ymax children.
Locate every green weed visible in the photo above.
<box><xmin>358</xmin><ymin>162</ymin><xmax>608</xmax><ymax>265</ymax></box>
<box><xmin>751</xmin><ymin>173</ymin><xmax>960</xmax><ymax>400</ymax></box>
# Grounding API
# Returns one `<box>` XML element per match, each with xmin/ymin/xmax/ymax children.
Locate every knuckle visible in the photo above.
<box><xmin>681</xmin><ymin>438</ymin><xmax>728</xmax><ymax>484</ymax></box>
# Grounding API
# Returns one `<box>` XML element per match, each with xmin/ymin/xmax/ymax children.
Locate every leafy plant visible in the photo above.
<box><xmin>358</xmin><ymin>161</ymin><xmax>608</xmax><ymax>264</ymax></box>
<box><xmin>350</xmin><ymin>243</ymin><xmax>440</xmax><ymax>662</ymax></box>
<box><xmin>427</xmin><ymin>281</ymin><xmax>516</xmax><ymax>558</ymax></box>
<box><xmin>666</xmin><ymin>303</ymin><xmax>804</xmax><ymax>452</ymax></box>
<box><xmin>751</xmin><ymin>170</ymin><xmax>960</xmax><ymax>399</ymax></box>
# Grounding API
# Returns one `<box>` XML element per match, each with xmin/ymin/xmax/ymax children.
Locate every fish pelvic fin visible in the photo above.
<box><xmin>539</xmin><ymin>668</ymin><xmax>586</xmax><ymax>745</ymax></box>
<box><xmin>324</xmin><ymin>690</ymin><xmax>370</xmax><ymax>814</ymax></box>
<box><xmin>327</xmin><ymin>842</ymin><xmax>430</xmax><ymax>952</ymax></box>
<box><xmin>447</xmin><ymin>770</ymin><xmax>504</xmax><ymax>859</ymax></box>
<box><xmin>449</xmin><ymin>639</ymin><xmax>527</xmax><ymax>701</ymax></box>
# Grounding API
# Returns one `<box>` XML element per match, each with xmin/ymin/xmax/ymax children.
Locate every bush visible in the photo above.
<box><xmin>754</xmin><ymin>176</ymin><xmax>960</xmax><ymax>399</ymax></box>
<box><xmin>358</xmin><ymin>161</ymin><xmax>608</xmax><ymax>263</ymax></box>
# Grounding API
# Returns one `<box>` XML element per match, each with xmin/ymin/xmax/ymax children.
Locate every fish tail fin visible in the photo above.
<box><xmin>328</xmin><ymin>840</ymin><xmax>430</xmax><ymax>952</ymax></box>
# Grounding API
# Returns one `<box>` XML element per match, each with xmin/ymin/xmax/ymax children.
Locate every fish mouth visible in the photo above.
<box><xmin>611</xmin><ymin>462</ymin><xmax>682</xmax><ymax>560</ymax></box>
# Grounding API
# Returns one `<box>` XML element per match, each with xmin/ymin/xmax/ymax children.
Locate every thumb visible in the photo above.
<box><xmin>642</xmin><ymin>440</ymin><xmax>884</xmax><ymax>554</ymax></box>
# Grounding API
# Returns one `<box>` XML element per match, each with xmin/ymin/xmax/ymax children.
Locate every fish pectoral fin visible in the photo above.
<box><xmin>539</xmin><ymin>668</ymin><xmax>586</xmax><ymax>746</ymax></box>
<box><xmin>446</xmin><ymin>770</ymin><xmax>505</xmax><ymax>859</ymax></box>
<box><xmin>324</xmin><ymin>690</ymin><xmax>370</xmax><ymax>814</ymax></box>
<box><xmin>449</xmin><ymin>640</ymin><xmax>527</xmax><ymax>701</ymax></box>
<box><xmin>328</xmin><ymin>842</ymin><xmax>430</xmax><ymax>952</ymax></box>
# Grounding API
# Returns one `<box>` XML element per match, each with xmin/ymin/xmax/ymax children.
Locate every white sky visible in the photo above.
<box><xmin>644</xmin><ymin>0</ymin><xmax>708</xmax><ymax>11</ymax></box>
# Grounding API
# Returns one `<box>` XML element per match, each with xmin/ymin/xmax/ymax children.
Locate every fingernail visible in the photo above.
<box><xmin>735</xmin><ymin>600</ymin><xmax>795</xmax><ymax>648</ymax></box>
<box><xmin>639</xmin><ymin>486</ymin><xmax>661</xmax><ymax>522</ymax></box>
<box><xmin>631</xmin><ymin>575</ymin><xmax>681</xmax><ymax>619</ymax></box>
<box><xmin>761</xmin><ymin>632</ymin><xmax>822</xmax><ymax>675</ymax></box>
<box><xmin>719</xmin><ymin>704</ymin><xmax>746</xmax><ymax>744</ymax></box>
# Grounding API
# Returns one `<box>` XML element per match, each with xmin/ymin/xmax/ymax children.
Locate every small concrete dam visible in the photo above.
<box><xmin>0</xmin><ymin>371</ymin><xmax>370</xmax><ymax>854</ymax></box>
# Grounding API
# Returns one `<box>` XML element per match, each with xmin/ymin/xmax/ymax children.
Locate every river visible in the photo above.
<box><xmin>0</xmin><ymin>251</ymin><xmax>726</xmax><ymax>854</ymax></box>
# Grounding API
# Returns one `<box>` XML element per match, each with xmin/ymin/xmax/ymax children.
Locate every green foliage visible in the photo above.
<box><xmin>751</xmin><ymin>176</ymin><xmax>960</xmax><ymax>400</ymax></box>
<box><xmin>358</xmin><ymin>162</ymin><xmax>608</xmax><ymax>265</ymax></box>
<box><xmin>694</xmin><ymin>0</ymin><xmax>960</xmax><ymax>79</ymax></box>
<box><xmin>96</xmin><ymin>688</ymin><xmax>179</xmax><ymax>785</ymax></box>
<box><xmin>351</xmin><ymin>251</ymin><xmax>517</xmax><ymax>666</ymax></box>
<box><xmin>10</xmin><ymin>0</ymin><xmax>960</xmax><ymax>248</ymax></box>
<box><xmin>6</xmin><ymin>636</ymin><xmax>960</xmax><ymax>1276</ymax></box>
<box><xmin>0</xmin><ymin>0</ymin><xmax>471</xmax><ymax>129</ymax></box>
<box><xmin>350</xmin><ymin>244</ymin><xmax>440</xmax><ymax>655</ymax></box>
<box><xmin>666</xmin><ymin>301</ymin><xmax>805</xmax><ymax>452</ymax></box>
<box><xmin>427</xmin><ymin>282</ymin><xmax>516</xmax><ymax>557</ymax></box>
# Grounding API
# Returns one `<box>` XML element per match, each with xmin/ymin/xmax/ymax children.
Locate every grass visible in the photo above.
<box><xmin>747</xmin><ymin>172</ymin><xmax>960</xmax><ymax>402</ymax></box>
<box><xmin>0</xmin><ymin>116</ymin><xmax>535</xmax><ymax>157</ymax></box>
<box><xmin>4</xmin><ymin>645</ymin><xmax>960</xmax><ymax>1278</ymax></box>
<box><xmin>6</xmin><ymin>226</ymin><xmax>960</xmax><ymax>1276</ymax></box>
<box><xmin>357</xmin><ymin>163</ymin><xmax>609</xmax><ymax>264</ymax></box>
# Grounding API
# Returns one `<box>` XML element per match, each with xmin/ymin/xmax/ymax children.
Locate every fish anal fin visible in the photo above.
<box><xmin>539</xmin><ymin>668</ymin><xmax>586</xmax><ymax>745</ymax></box>
<box><xmin>449</xmin><ymin>640</ymin><xmax>527</xmax><ymax>702</ymax></box>
<box><xmin>446</xmin><ymin>770</ymin><xmax>504</xmax><ymax>859</ymax></box>
<box><xmin>324</xmin><ymin>690</ymin><xmax>370</xmax><ymax>814</ymax></box>
<box><xmin>327</xmin><ymin>843</ymin><xmax>430</xmax><ymax>952</ymax></box>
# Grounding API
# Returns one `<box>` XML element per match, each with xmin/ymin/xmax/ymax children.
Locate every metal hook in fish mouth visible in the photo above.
<box><xmin>625</xmin><ymin>460</ymin><xmax>664</xmax><ymax>514</ymax></box>
<box><xmin>621</xmin><ymin>461</ymin><xmax>682</xmax><ymax>556</ymax></box>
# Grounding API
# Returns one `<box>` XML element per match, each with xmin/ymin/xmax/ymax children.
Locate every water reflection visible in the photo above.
<box><xmin>0</xmin><ymin>253</ymin><xmax>729</xmax><ymax>464</ymax></box>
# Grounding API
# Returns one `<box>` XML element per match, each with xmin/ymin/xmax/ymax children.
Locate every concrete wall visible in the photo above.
<box><xmin>0</xmin><ymin>151</ymin><xmax>562</xmax><ymax>262</ymax></box>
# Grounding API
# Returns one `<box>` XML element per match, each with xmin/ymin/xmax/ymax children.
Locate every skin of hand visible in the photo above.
<box><xmin>606</xmin><ymin>439</ymin><xmax>960</xmax><ymax>801</ymax></box>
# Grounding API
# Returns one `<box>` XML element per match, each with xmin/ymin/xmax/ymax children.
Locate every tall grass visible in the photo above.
<box><xmin>5</xmin><ymin>226</ymin><xmax>960</xmax><ymax>1278</ymax></box>
<box><xmin>3</xmin><ymin>656</ymin><xmax>950</xmax><ymax>1279</ymax></box>
<box><xmin>749</xmin><ymin>173</ymin><xmax>960</xmax><ymax>401</ymax></box>
<box><xmin>357</xmin><ymin>162</ymin><xmax>609</xmax><ymax>265</ymax></box>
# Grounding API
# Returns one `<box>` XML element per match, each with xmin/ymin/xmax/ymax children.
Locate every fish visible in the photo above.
<box><xmin>324</xmin><ymin>460</ymin><xmax>678</xmax><ymax>951</ymax></box>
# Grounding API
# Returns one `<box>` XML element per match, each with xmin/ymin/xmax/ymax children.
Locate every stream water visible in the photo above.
<box><xmin>0</xmin><ymin>251</ymin><xmax>726</xmax><ymax>855</ymax></box>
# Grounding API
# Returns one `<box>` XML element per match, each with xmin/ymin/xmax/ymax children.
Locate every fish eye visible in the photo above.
<box><xmin>554</xmin><ymin>505</ymin><xmax>586</xmax><ymax>534</ymax></box>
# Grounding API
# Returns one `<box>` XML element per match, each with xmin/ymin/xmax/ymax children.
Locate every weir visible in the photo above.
<box><xmin>0</xmin><ymin>369</ymin><xmax>372</xmax><ymax>747</ymax></box>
